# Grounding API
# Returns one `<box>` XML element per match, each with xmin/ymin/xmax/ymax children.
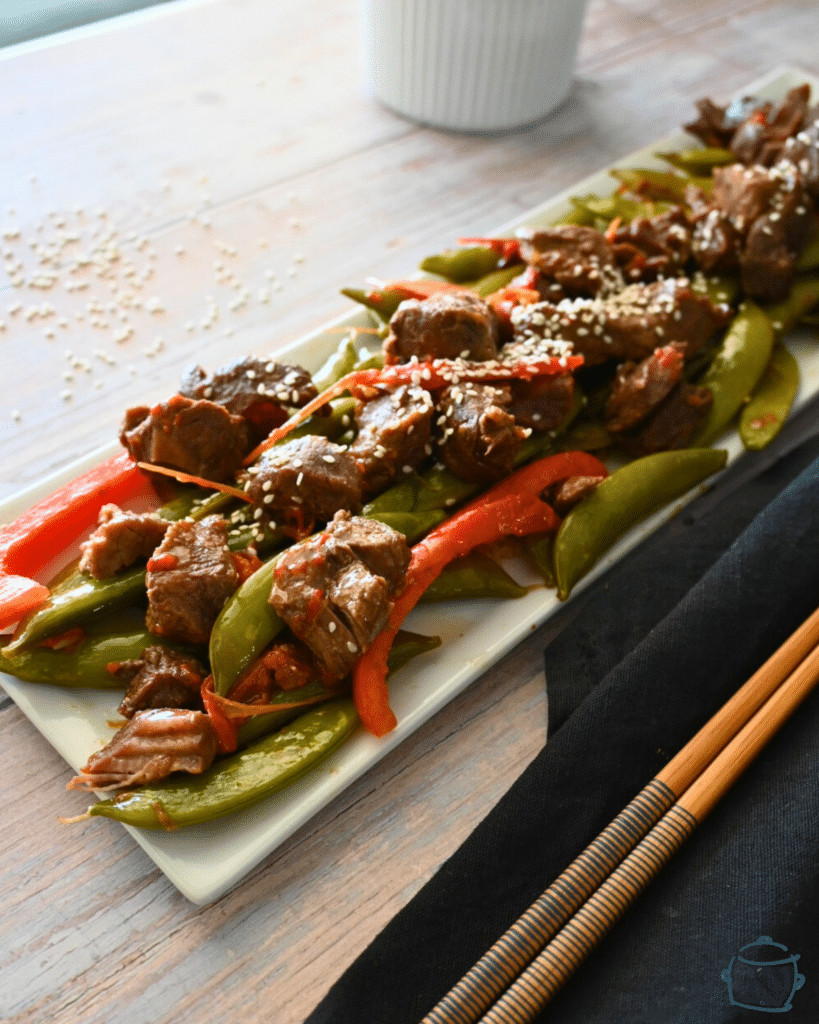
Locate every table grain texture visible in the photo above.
<box><xmin>1</xmin><ymin>1</ymin><xmax>817</xmax><ymax>1021</ymax></box>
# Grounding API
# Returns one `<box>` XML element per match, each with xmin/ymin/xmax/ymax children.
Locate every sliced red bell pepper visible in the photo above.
<box><xmin>352</xmin><ymin>450</ymin><xmax>609</xmax><ymax>736</ymax></box>
<box><xmin>0</xmin><ymin>452</ymin><xmax>152</xmax><ymax>630</ymax></box>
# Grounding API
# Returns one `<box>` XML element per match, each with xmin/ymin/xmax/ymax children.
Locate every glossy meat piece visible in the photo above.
<box><xmin>517</xmin><ymin>225</ymin><xmax>620</xmax><ymax>297</ymax></box>
<box><xmin>710</xmin><ymin>162</ymin><xmax>812</xmax><ymax>301</ymax></box>
<box><xmin>782</xmin><ymin>115</ymin><xmax>819</xmax><ymax>197</ymax></box>
<box><xmin>729</xmin><ymin>85</ymin><xmax>811</xmax><ymax>166</ymax></box>
<box><xmin>119</xmin><ymin>394</ymin><xmax>254</xmax><ymax>484</ymax></box>
<box><xmin>242</xmin><ymin>434</ymin><xmax>363</xmax><ymax>533</ymax></box>
<box><xmin>78</xmin><ymin>503</ymin><xmax>169</xmax><ymax>579</ymax></box>
<box><xmin>511</xmin><ymin>279</ymin><xmax>730</xmax><ymax>367</ymax></box>
<box><xmin>621</xmin><ymin>382</ymin><xmax>713</xmax><ymax>456</ymax></box>
<box><xmin>686</xmin><ymin>184</ymin><xmax>741</xmax><ymax>274</ymax></box>
<box><xmin>612</xmin><ymin>207</ymin><xmax>693</xmax><ymax>282</ymax></box>
<box><xmin>67</xmin><ymin>708</ymin><xmax>218</xmax><ymax>791</ymax></box>
<box><xmin>507</xmin><ymin>374</ymin><xmax>575</xmax><ymax>432</ymax></box>
<box><xmin>436</xmin><ymin>383</ymin><xmax>527</xmax><ymax>485</ymax></box>
<box><xmin>547</xmin><ymin>474</ymin><xmax>606</xmax><ymax>515</ymax></box>
<box><xmin>146</xmin><ymin>515</ymin><xmax>238</xmax><ymax>645</ymax></box>
<box><xmin>268</xmin><ymin>512</ymin><xmax>410</xmax><ymax>680</ymax></box>
<box><xmin>384</xmin><ymin>291</ymin><xmax>499</xmax><ymax>364</ymax></box>
<box><xmin>348</xmin><ymin>384</ymin><xmax>434</xmax><ymax>497</ymax></box>
<box><xmin>179</xmin><ymin>356</ymin><xmax>317</xmax><ymax>432</ymax></box>
<box><xmin>111</xmin><ymin>646</ymin><xmax>207</xmax><ymax>719</ymax></box>
<box><xmin>605</xmin><ymin>345</ymin><xmax>685</xmax><ymax>433</ymax></box>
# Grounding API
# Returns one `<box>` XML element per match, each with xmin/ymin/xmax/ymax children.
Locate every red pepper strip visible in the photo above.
<box><xmin>0</xmin><ymin>452</ymin><xmax>151</xmax><ymax>630</ymax></box>
<box><xmin>244</xmin><ymin>352</ymin><xmax>584</xmax><ymax>466</ymax></box>
<box><xmin>201</xmin><ymin>676</ymin><xmax>239</xmax><ymax>753</ymax></box>
<box><xmin>457</xmin><ymin>237</ymin><xmax>522</xmax><ymax>265</ymax></box>
<box><xmin>604</xmin><ymin>216</ymin><xmax>622</xmax><ymax>243</ymax></box>
<box><xmin>135</xmin><ymin>462</ymin><xmax>252</xmax><ymax>502</ymax></box>
<box><xmin>353</xmin><ymin>451</ymin><xmax>609</xmax><ymax>736</ymax></box>
<box><xmin>377</xmin><ymin>279</ymin><xmax>472</xmax><ymax>300</ymax></box>
<box><xmin>231</xmin><ymin>550</ymin><xmax>264</xmax><ymax>585</ymax></box>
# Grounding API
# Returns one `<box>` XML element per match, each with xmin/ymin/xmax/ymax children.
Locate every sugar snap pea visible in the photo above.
<box><xmin>688</xmin><ymin>301</ymin><xmax>774</xmax><ymax>448</ymax></box>
<box><xmin>739</xmin><ymin>343</ymin><xmax>800</xmax><ymax>451</ymax></box>
<box><xmin>610</xmin><ymin>167</ymin><xmax>713</xmax><ymax>202</ymax></box>
<box><xmin>419</xmin><ymin>552</ymin><xmax>529</xmax><ymax>603</ymax></box>
<box><xmin>1</xmin><ymin>630</ymin><xmax>190</xmax><ymax>688</ymax></box>
<box><xmin>87</xmin><ymin>699</ymin><xmax>359</xmax><ymax>829</ymax></box>
<box><xmin>553</xmin><ymin>448</ymin><xmax>728</xmax><ymax>600</ymax></box>
<box><xmin>420</xmin><ymin>246</ymin><xmax>504</xmax><ymax>283</ymax></box>
<box><xmin>654</xmin><ymin>147</ymin><xmax>736</xmax><ymax>174</ymax></box>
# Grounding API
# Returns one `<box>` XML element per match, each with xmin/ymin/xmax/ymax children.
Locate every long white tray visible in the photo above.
<box><xmin>2</xmin><ymin>66</ymin><xmax>818</xmax><ymax>904</ymax></box>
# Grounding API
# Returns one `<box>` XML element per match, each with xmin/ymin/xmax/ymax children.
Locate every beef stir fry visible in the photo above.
<box><xmin>3</xmin><ymin>80</ymin><xmax>819</xmax><ymax>827</ymax></box>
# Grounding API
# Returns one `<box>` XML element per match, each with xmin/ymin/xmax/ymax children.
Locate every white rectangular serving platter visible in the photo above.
<box><xmin>2</xmin><ymin>67</ymin><xmax>818</xmax><ymax>904</ymax></box>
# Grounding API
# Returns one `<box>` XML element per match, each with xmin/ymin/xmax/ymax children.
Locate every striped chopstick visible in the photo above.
<box><xmin>421</xmin><ymin>604</ymin><xmax>819</xmax><ymax>1024</ymax></box>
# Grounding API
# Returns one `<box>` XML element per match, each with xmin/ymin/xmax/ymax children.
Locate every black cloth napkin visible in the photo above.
<box><xmin>306</xmin><ymin>422</ymin><xmax>819</xmax><ymax>1024</ymax></box>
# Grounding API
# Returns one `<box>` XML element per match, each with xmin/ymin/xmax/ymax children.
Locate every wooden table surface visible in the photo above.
<box><xmin>2</xmin><ymin>1</ymin><xmax>817</xmax><ymax>1021</ymax></box>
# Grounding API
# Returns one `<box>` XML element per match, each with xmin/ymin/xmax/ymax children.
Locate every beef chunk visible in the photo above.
<box><xmin>269</xmin><ymin>512</ymin><xmax>410</xmax><ymax>680</ymax></box>
<box><xmin>348</xmin><ymin>385</ymin><xmax>434</xmax><ymax>497</ymax></box>
<box><xmin>67</xmin><ymin>708</ymin><xmax>218</xmax><ymax>791</ymax></box>
<box><xmin>120</xmin><ymin>394</ymin><xmax>254</xmax><ymax>484</ymax></box>
<box><xmin>729</xmin><ymin>85</ymin><xmax>811</xmax><ymax>166</ymax></box>
<box><xmin>686</xmin><ymin>185</ymin><xmax>742</xmax><ymax>274</ymax></box>
<box><xmin>510</xmin><ymin>279</ymin><xmax>730</xmax><ymax>367</ymax></box>
<box><xmin>605</xmin><ymin>345</ymin><xmax>685</xmax><ymax>434</ymax></box>
<box><xmin>437</xmin><ymin>383</ymin><xmax>527</xmax><ymax>485</ymax></box>
<box><xmin>517</xmin><ymin>225</ymin><xmax>619</xmax><ymax>297</ymax></box>
<box><xmin>507</xmin><ymin>374</ymin><xmax>575</xmax><ymax>432</ymax></box>
<box><xmin>146</xmin><ymin>515</ymin><xmax>238</xmax><ymax>645</ymax></box>
<box><xmin>621</xmin><ymin>382</ymin><xmax>713</xmax><ymax>456</ymax></box>
<box><xmin>782</xmin><ymin>117</ymin><xmax>819</xmax><ymax>197</ymax></box>
<box><xmin>78</xmin><ymin>503</ymin><xmax>169</xmax><ymax>579</ymax></box>
<box><xmin>612</xmin><ymin>207</ymin><xmax>693</xmax><ymax>282</ymax></box>
<box><xmin>179</xmin><ymin>356</ymin><xmax>317</xmax><ymax>433</ymax></box>
<box><xmin>241</xmin><ymin>435</ymin><xmax>362</xmax><ymax>533</ymax></box>
<box><xmin>384</xmin><ymin>291</ymin><xmax>499</xmax><ymax>364</ymax></box>
<box><xmin>685</xmin><ymin>96</ymin><xmax>746</xmax><ymax>148</ymax></box>
<box><xmin>546</xmin><ymin>475</ymin><xmax>606</xmax><ymax>515</ymax></box>
<box><xmin>709</xmin><ymin>162</ymin><xmax>812</xmax><ymax>301</ymax></box>
<box><xmin>110</xmin><ymin>646</ymin><xmax>207</xmax><ymax>719</ymax></box>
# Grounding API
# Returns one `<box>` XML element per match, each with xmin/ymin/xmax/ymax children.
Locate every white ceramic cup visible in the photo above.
<box><xmin>360</xmin><ymin>0</ymin><xmax>589</xmax><ymax>132</ymax></box>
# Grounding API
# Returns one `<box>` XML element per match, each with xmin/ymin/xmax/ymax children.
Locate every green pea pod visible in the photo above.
<box><xmin>654</xmin><ymin>147</ymin><xmax>736</xmax><ymax>174</ymax></box>
<box><xmin>739</xmin><ymin>343</ymin><xmax>800</xmax><ymax>451</ymax></box>
<box><xmin>387</xmin><ymin>629</ymin><xmax>442</xmax><ymax>673</ymax></box>
<box><xmin>341</xmin><ymin>287</ymin><xmax>404</xmax><ymax>324</ymax></box>
<box><xmin>209</xmin><ymin>556</ymin><xmax>285</xmax><ymax>696</ymax></box>
<box><xmin>551</xmin><ymin>204</ymin><xmax>597</xmax><ymax>227</ymax></box>
<box><xmin>762</xmin><ymin>278</ymin><xmax>819</xmax><ymax>342</ymax></box>
<box><xmin>313</xmin><ymin>340</ymin><xmax>359</xmax><ymax>391</ymax></box>
<box><xmin>556</xmin><ymin>420</ymin><xmax>613</xmax><ymax>452</ymax></box>
<box><xmin>795</xmin><ymin>227</ymin><xmax>819</xmax><ymax>272</ymax></box>
<box><xmin>469</xmin><ymin>263</ymin><xmax>525</xmax><ymax>296</ymax></box>
<box><xmin>554</xmin><ymin>448</ymin><xmax>728</xmax><ymax>600</ymax></box>
<box><xmin>688</xmin><ymin>301</ymin><xmax>774</xmax><ymax>448</ymax></box>
<box><xmin>235</xmin><ymin>680</ymin><xmax>343</xmax><ymax>747</ymax></box>
<box><xmin>525</xmin><ymin>534</ymin><xmax>556</xmax><ymax>588</ymax></box>
<box><xmin>366</xmin><ymin>510</ymin><xmax>447</xmax><ymax>543</ymax></box>
<box><xmin>420</xmin><ymin>247</ymin><xmax>503</xmax><ymax>284</ymax></box>
<box><xmin>571</xmin><ymin>193</ymin><xmax>674</xmax><ymax>224</ymax></box>
<box><xmin>1</xmin><ymin>630</ymin><xmax>190</xmax><ymax>688</ymax></box>
<box><xmin>87</xmin><ymin>699</ymin><xmax>359</xmax><ymax>829</ymax></box>
<box><xmin>610</xmin><ymin>167</ymin><xmax>713</xmax><ymax>202</ymax></box>
<box><xmin>419</xmin><ymin>552</ymin><xmax>529</xmax><ymax>603</ymax></box>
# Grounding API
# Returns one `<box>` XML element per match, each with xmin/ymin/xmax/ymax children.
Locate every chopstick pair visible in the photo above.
<box><xmin>420</xmin><ymin>604</ymin><xmax>819</xmax><ymax>1024</ymax></box>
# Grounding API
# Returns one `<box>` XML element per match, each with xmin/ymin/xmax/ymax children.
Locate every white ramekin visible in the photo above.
<box><xmin>360</xmin><ymin>0</ymin><xmax>588</xmax><ymax>132</ymax></box>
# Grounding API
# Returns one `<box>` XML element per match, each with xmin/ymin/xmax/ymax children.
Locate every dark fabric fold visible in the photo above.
<box><xmin>305</xmin><ymin>428</ymin><xmax>819</xmax><ymax>1024</ymax></box>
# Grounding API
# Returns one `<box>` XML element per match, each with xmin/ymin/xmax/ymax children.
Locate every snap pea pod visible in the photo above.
<box><xmin>569</xmin><ymin>194</ymin><xmax>673</xmax><ymax>224</ymax></box>
<box><xmin>87</xmin><ymin>699</ymin><xmax>359</xmax><ymax>829</ymax></box>
<box><xmin>314</xmin><ymin>339</ymin><xmax>359</xmax><ymax>391</ymax></box>
<box><xmin>341</xmin><ymin>287</ymin><xmax>405</xmax><ymax>324</ymax></box>
<box><xmin>553</xmin><ymin>448</ymin><xmax>728</xmax><ymax>600</ymax></box>
<box><xmin>419</xmin><ymin>552</ymin><xmax>529</xmax><ymax>603</ymax></box>
<box><xmin>420</xmin><ymin>247</ymin><xmax>505</xmax><ymax>284</ymax></box>
<box><xmin>762</xmin><ymin>277</ymin><xmax>819</xmax><ymax>341</ymax></box>
<box><xmin>365</xmin><ymin>510</ymin><xmax>447</xmax><ymax>543</ymax></box>
<box><xmin>0</xmin><ymin>630</ymin><xmax>191</xmax><ymax>688</ymax></box>
<box><xmin>691</xmin><ymin>273</ymin><xmax>740</xmax><ymax>308</ymax></box>
<box><xmin>739</xmin><ymin>343</ymin><xmax>800</xmax><ymax>451</ymax></box>
<box><xmin>688</xmin><ymin>301</ymin><xmax>774</xmax><ymax>448</ymax></box>
<box><xmin>209</xmin><ymin>555</ymin><xmax>284</xmax><ymax>696</ymax></box>
<box><xmin>525</xmin><ymin>534</ymin><xmax>556</xmax><ymax>588</ymax></box>
<box><xmin>610</xmin><ymin>167</ymin><xmax>713</xmax><ymax>202</ymax></box>
<box><xmin>654</xmin><ymin>147</ymin><xmax>736</xmax><ymax>174</ymax></box>
<box><xmin>469</xmin><ymin>263</ymin><xmax>526</xmax><ymax>296</ymax></box>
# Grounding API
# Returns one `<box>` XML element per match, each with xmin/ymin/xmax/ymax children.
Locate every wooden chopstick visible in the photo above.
<box><xmin>421</xmin><ymin>605</ymin><xmax>819</xmax><ymax>1024</ymax></box>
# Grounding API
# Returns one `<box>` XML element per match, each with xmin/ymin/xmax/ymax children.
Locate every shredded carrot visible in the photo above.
<box><xmin>136</xmin><ymin>463</ymin><xmax>252</xmax><ymax>502</ymax></box>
